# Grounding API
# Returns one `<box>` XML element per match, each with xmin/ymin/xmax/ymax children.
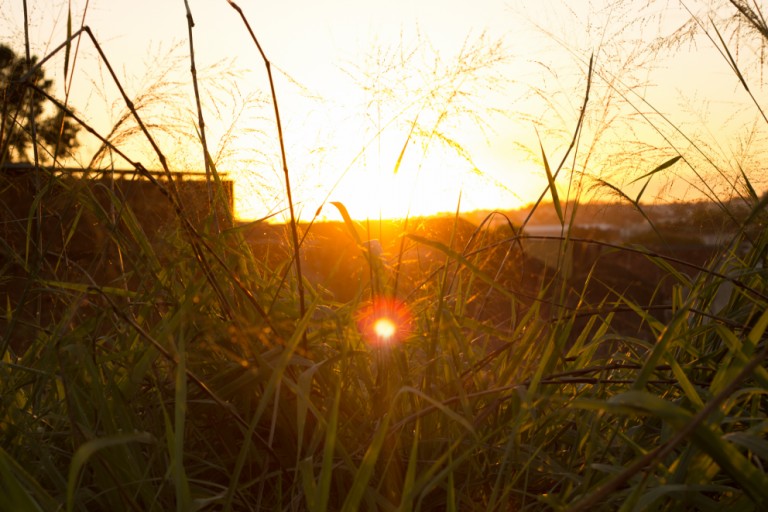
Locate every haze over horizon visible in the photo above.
<box><xmin>1</xmin><ymin>1</ymin><xmax>765</xmax><ymax>222</ymax></box>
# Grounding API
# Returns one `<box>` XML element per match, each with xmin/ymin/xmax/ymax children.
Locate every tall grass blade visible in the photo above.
<box><xmin>330</xmin><ymin>201</ymin><xmax>363</xmax><ymax>246</ymax></box>
<box><xmin>315</xmin><ymin>376</ymin><xmax>342</xmax><ymax>512</ymax></box>
<box><xmin>64</xmin><ymin>3</ymin><xmax>71</xmax><ymax>82</ymax></box>
<box><xmin>631</xmin><ymin>302</ymin><xmax>690</xmax><ymax>391</ymax></box>
<box><xmin>172</xmin><ymin>328</ymin><xmax>191</xmax><ymax>512</ymax></box>
<box><xmin>710</xmin><ymin>18</ymin><xmax>768</xmax><ymax>124</ymax></box>
<box><xmin>65</xmin><ymin>432</ymin><xmax>154</xmax><ymax>512</ymax></box>
<box><xmin>538</xmin><ymin>134</ymin><xmax>563</xmax><ymax>225</ymax></box>
<box><xmin>609</xmin><ymin>391</ymin><xmax>768</xmax><ymax>505</ymax></box>
<box><xmin>224</xmin><ymin>299</ymin><xmax>317</xmax><ymax>510</ymax></box>
<box><xmin>406</xmin><ymin>234</ymin><xmax>518</xmax><ymax>302</ymax></box>
<box><xmin>393</xmin><ymin>119</ymin><xmax>418</xmax><ymax>175</ymax></box>
<box><xmin>398</xmin><ymin>419</ymin><xmax>421</xmax><ymax>512</ymax></box>
<box><xmin>592</xmin><ymin>177</ymin><xmax>665</xmax><ymax>243</ymax></box>
<box><xmin>628</xmin><ymin>155</ymin><xmax>682</xmax><ymax>203</ymax></box>
<box><xmin>224</xmin><ymin>0</ymin><xmax>307</xmax><ymax>344</ymax></box>
<box><xmin>340</xmin><ymin>414</ymin><xmax>391</xmax><ymax>512</ymax></box>
<box><xmin>0</xmin><ymin>446</ymin><xmax>59</xmax><ymax>512</ymax></box>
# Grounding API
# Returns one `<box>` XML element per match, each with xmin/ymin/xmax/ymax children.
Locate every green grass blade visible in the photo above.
<box><xmin>0</xmin><ymin>445</ymin><xmax>59</xmax><ymax>512</ymax></box>
<box><xmin>340</xmin><ymin>414</ymin><xmax>391</xmax><ymax>512</ymax></box>
<box><xmin>631</xmin><ymin>299</ymin><xmax>692</xmax><ymax>391</ymax></box>
<box><xmin>398</xmin><ymin>419</ymin><xmax>421</xmax><ymax>512</ymax></box>
<box><xmin>406</xmin><ymin>234</ymin><xmax>518</xmax><ymax>303</ymax></box>
<box><xmin>66</xmin><ymin>432</ymin><xmax>154</xmax><ymax>512</ymax></box>
<box><xmin>609</xmin><ymin>391</ymin><xmax>768</xmax><ymax>504</ymax></box>
<box><xmin>316</xmin><ymin>376</ymin><xmax>341</xmax><ymax>512</ymax></box>
<box><xmin>224</xmin><ymin>299</ymin><xmax>317</xmax><ymax>510</ymax></box>
<box><xmin>172</xmin><ymin>329</ymin><xmax>191</xmax><ymax>512</ymax></box>
<box><xmin>397</xmin><ymin>386</ymin><xmax>476</xmax><ymax>437</ymax></box>
<box><xmin>537</xmin><ymin>134</ymin><xmax>563</xmax><ymax>225</ymax></box>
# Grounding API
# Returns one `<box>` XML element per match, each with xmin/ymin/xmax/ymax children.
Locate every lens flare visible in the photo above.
<box><xmin>356</xmin><ymin>296</ymin><xmax>411</xmax><ymax>346</ymax></box>
<box><xmin>373</xmin><ymin>317</ymin><xmax>397</xmax><ymax>339</ymax></box>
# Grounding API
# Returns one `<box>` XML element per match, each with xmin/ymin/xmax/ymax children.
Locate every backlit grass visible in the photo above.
<box><xmin>1</xmin><ymin>2</ymin><xmax>768</xmax><ymax>511</ymax></box>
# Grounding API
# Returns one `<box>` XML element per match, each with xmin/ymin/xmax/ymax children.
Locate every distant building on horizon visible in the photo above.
<box><xmin>1</xmin><ymin>163</ymin><xmax>234</xmax><ymax>229</ymax></box>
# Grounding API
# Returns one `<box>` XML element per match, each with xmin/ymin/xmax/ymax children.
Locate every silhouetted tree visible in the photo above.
<box><xmin>0</xmin><ymin>44</ymin><xmax>79</xmax><ymax>164</ymax></box>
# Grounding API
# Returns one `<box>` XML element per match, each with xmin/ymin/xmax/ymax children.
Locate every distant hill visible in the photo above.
<box><xmin>464</xmin><ymin>198</ymin><xmax>765</xmax><ymax>247</ymax></box>
<box><xmin>240</xmin><ymin>198</ymin><xmax>761</xmax><ymax>340</ymax></box>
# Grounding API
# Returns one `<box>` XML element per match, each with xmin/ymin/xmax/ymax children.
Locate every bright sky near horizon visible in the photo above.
<box><xmin>1</xmin><ymin>1</ymin><xmax>765</xmax><ymax>222</ymax></box>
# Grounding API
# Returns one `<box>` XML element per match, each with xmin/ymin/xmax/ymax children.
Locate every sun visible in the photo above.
<box><xmin>227</xmin><ymin>53</ymin><xmax>541</xmax><ymax>224</ymax></box>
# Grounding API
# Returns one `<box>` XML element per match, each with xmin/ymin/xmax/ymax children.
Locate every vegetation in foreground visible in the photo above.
<box><xmin>2</xmin><ymin>1</ymin><xmax>768</xmax><ymax>510</ymax></box>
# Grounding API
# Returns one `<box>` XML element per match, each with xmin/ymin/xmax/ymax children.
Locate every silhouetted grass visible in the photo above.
<box><xmin>1</xmin><ymin>1</ymin><xmax>768</xmax><ymax>511</ymax></box>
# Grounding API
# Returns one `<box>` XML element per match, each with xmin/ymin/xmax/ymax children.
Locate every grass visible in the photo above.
<box><xmin>2</xmin><ymin>1</ymin><xmax>768</xmax><ymax>510</ymax></box>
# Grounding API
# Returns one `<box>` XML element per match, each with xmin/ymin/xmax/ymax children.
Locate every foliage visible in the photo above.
<box><xmin>1</xmin><ymin>1</ymin><xmax>768</xmax><ymax>511</ymax></box>
<box><xmin>0</xmin><ymin>43</ymin><xmax>79</xmax><ymax>164</ymax></box>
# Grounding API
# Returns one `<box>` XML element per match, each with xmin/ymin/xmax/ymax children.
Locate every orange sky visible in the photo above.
<box><xmin>1</xmin><ymin>1</ymin><xmax>765</xmax><ymax>221</ymax></box>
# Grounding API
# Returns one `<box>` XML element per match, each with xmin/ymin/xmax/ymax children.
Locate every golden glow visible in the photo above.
<box><xmin>373</xmin><ymin>317</ymin><xmax>397</xmax><ymax>340</ymax></box>
<box><xmin>228</xmin><ymin>25</ymin><xmax>533</xmax><ymax>223</ymax></box>
<box><xmin>232</xmin><ymin>121</ymin><xmax>534</xmax><ymax>223</ymax></box>
<box><xmin>26</xmin><ymin>0</ymin><xmax>739</xmax><ymax>223</ymax></box>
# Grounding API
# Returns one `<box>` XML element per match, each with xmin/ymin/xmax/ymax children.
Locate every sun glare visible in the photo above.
<box><xmin>229</xmin><ymin>40</ymin><xmax>523</xmax><ymax>224</ymax></box>
<box><xmin>373</xmin><ymin>317</ymin><xmax>397</xmax><ymax>340</ymax></box>
<box><xmin>357</xmin><ymin>296</ymin><xmax>411</xmax><ymax>346</ymax></box>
